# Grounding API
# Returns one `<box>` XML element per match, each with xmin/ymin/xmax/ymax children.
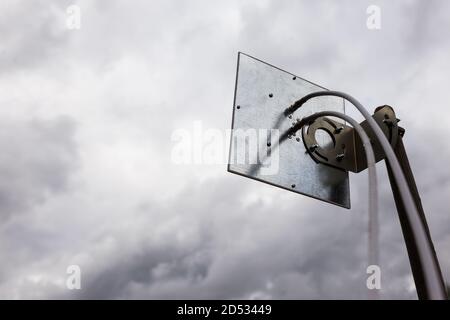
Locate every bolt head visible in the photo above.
<box><xmin>335</xmin><ymin>126</ymin><xmax>344</xmax><ymax>134</ymax></box>
<box><xmin>309</xmin><ymin>144</ymin><xmax>318</xmax><ymax>152</ymax></box>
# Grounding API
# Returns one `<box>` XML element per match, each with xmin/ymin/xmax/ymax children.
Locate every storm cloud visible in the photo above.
<box><xmin>0</xmin><ymin>0</ymin><xmax>449</xmax><ymax>299</ymax></box>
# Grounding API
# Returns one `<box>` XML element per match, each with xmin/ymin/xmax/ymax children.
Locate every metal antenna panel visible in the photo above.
<box><xmin>228</xmin><ymin>52</ymin><xmax>350</xmax><ymax>208</ymax></box>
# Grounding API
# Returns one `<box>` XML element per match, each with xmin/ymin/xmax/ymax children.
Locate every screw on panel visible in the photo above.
<box><xmin>236</xmin><ymin>105</ymin><xmax>240</xmax><ymax>109</ymax></box>
<box><xmin>336</xmin><ymin>153</ymin><xmax>345</xmax><ymax>161</ymax></box>
<box><xmin>296</xmin><ymin>137</ymin><xmax>300</xmax><ymax>142</ymax></box>
<box><xmin>292</xmin><ymin>76</ymin><xmax>297</xmax><ymax>80</ymax></box>
<box><xmin>269</xmin><ymin>93</ymin><xmax>273</xmax><ymax>98</ymax></box>
<box><xmin>291</xmin><ymin>184</ymin><xmax>296</xmax><ymax>188</ymax></box>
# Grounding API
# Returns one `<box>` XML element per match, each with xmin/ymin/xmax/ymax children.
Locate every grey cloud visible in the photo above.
<box><xmin>0</xmin><ymin>1</ymin><xmax>69</xmax><ymax>73</ymax></box>
<box><xmin>0</xmin><ymin>0</ymin><xmax>449</xmax><ymax>300</ymax></box>
<box><xmin>0</xmin><ymin>116</ymin><xmax>78</xmax><ymax>219</ymax></box>
<box><xmin>49</xmin><ymin>175</ymin><xmax>398</xmax><ymax>299</ymax></box>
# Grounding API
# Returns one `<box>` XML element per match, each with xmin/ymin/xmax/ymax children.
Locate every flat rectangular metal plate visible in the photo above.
<box><xmin>228</xmin><ymin>52</ymin><xmax>350</xmax><ymax>208</ymax></box>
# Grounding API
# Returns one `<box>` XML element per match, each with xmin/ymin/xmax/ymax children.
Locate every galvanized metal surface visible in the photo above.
<box><xmin>228</xmin><ymin>53</ymin><xmax>350</xmax><ymax>208</ymax></box>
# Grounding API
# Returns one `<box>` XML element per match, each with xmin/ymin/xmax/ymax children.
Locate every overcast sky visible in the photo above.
<box><xmin>1</xmin><ymin>0</ymin><xmax>450</xmax><ymax>299</ymax></box>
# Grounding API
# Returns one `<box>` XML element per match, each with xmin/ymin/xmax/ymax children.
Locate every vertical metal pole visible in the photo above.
<box><xmin>385</xmin><ymin>133</ymin><xmax>447</xmax><ymax>299</ymax></box>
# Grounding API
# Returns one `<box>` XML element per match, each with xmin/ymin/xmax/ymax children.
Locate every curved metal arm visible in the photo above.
<box><xmin>287</xmin><ymin>90</ymin><xmax>446</xmax><ymax>300</ymax></box>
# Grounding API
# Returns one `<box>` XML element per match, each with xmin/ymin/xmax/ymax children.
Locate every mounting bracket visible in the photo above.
<box><xmin>302</xmin><ymin>105</ymin><xmax>401</xmax><ymax>173</ymax></box>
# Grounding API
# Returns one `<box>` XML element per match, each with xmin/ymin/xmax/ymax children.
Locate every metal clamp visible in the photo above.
<box><xmin>302</xmin><ymin>105</ymin><xmax>400</xmax><ymax>173</ymax></box>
